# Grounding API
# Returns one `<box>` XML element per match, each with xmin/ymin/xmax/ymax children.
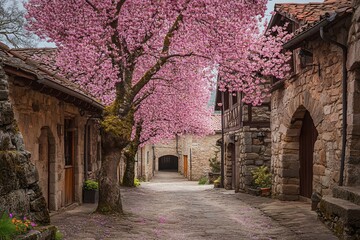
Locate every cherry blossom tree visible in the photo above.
<box><xmin>26</xmin><ymin>0</ymin><xmax>290</xmax><ymax>213</ymax></box>
<box><xmin>122</xmin><ymin>68</ymin><xmax>214</xmax><ymax>186</ymax></box>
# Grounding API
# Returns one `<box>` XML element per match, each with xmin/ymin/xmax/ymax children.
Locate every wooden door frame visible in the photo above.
<box><xmin>64</xmin><ymin>118</ymin><xmax>76</xmax><ymax>206</ymax></box>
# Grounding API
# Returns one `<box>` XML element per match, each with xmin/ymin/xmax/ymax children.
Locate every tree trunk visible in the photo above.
<box><xmin>122</xmin><ymin>124</ymin><xmax>141</xmax><ymax>187</ymax></box>
<box><xmin>122</xmin><ymin>151</ymin><xmax>136</xmax><ymax>187</ymax></box>
<box><xmin>96</xmin><ymin>85</ymin><xmax>136</xmax><ymax>213</ymax></box>
<box><xmin>96</xmin><ymin>131</ymin><xmax>126</xmax><ymax>214</ymax></box>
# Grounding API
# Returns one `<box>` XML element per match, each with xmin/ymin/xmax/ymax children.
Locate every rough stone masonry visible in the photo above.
<box><xmin>0</xmin><ymin>63</ymin><xmax>49</xmax><ymax>224</ymax></box>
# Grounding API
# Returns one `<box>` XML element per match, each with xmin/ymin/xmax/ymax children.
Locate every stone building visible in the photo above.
<box><xmin>269</xmin><ymin>0</ymin><xmax>360</xmax><ymax>237</ymax></box>
<box><xmin>0</xmin><ymin>43</ymin><xmax>103</xmax><ymax>214</ymax></box>
<box><xmin>215</xmin><ymin>90</ymin><xmax>271</xmax><ymax>191</ymax></box>
<box><xmin>117</xmin><ymin>116</ymin><xmax>221</xmax><ymax>182</ymax></box>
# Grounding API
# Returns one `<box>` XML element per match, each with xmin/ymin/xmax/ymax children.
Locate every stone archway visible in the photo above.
<box><xmin>278</xmin><ymin>106</ymin><xmax>318</xmax><ymax>200</ymax></box>
<box><xmin>158</xmin><ymin>155</ymin><xmax>178</xmax><ymax>171</ymax></box>
<box><xmin>38</xmin><ymin>127</ymin><xmax>56</xmax><ymax>211</ymax></box>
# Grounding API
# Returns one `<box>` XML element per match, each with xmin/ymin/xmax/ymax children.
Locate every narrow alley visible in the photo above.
<box><xmin>52</xmin><ymin>172</ymin><xmax>337</xmax><ymax>240</ymax></box>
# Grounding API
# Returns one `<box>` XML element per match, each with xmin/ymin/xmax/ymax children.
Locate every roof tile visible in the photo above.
<box><xmin>275</xmin><ymin>0</ymin><xmax>352</xmax><ymax>25</ymax></box>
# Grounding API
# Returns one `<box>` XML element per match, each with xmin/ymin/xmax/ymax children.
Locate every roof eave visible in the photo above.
<box><xmin>283</xmin><ymin>13</ymin><xmax>337</xmax><ymax>50</ymax></box>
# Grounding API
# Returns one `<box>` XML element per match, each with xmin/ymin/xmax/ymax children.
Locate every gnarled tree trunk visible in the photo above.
<box><xmin>96</xmin><ymin>104</ymin><xmax>134</xmax><ymax>214</ymax></box>
<box><xmin>97</xmin><ymin>131</ymin><xmax>125</xmax><ymax>214</ymax></box>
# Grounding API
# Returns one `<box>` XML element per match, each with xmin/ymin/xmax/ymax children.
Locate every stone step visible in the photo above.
<box><xmin>332</xmin><ymin>186</ymin><xmax>360</xmax><ymax>206</ymax></box>
<box><xmin>320</xmin><ymin>196</ymin><xmax>360</xmax><ymax>228</ymax></box>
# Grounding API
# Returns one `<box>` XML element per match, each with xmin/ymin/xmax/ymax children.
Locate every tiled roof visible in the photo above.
<box><xmin>0</xmin><ymin>43</ymin><xmax>103</xmax><ymax>111</ymax></box>
<box><xmin>11</xmin><ymin>48</ymin><xmax>60</xmax><ymax>74</ymax></box>
<box><xmin>9</xmin><ymin>48</ymin><xmax>93</xmax><ymax>97</ymax></box>
<box><xmin>275</xmin><ymin>0</ymin><xmax>352</xmax><ymax>25</ymax></box>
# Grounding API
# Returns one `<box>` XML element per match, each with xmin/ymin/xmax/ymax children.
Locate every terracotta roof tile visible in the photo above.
<box><xmin>9</xmin><ymin>48</ymin><xmax>99</xmax><ymax>102</ymax></box>
<box><xmin>0</xmin><ymin>44</ymin><xmax>103</xmax><ymax>109</ymax></box>
<box><xmin>275</xmin><ymin>0</ymin><xmax>352</xmax><ymax>25</ymax></box>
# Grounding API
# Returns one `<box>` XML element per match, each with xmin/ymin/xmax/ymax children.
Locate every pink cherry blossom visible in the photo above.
<box><xmin>25</xmin><ymin>0</ymin><xmax>290</xmax><ymax>141</ymax></box>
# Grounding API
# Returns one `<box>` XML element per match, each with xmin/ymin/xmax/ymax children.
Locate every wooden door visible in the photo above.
<box><xmin>159</xmin><ymin>155</ymin><xmax>178</xmax><ymax>171</ymax></box>
<box><xmin>184</xmin><ymin>155</ymin><xmax>188</xmax><ymax>178</ymax></box>
<box><xmin>64</xmin><ymin>120</ymin><xmax>75</xmax><ymax>206</ymax></box>
<box><xmin>299</xmin><ymin>111</ymin><xmax>318</xmax><ymax>198</ymax></box>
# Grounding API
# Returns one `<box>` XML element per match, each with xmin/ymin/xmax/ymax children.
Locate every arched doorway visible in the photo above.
<box><xmin>159</xmin><ymin>155</ymin><xmax>178</xmax><ymax>171</ymax></box>
<box><xmin>38</xmin><ymin>127</ymin><xmax>56</xmax><ymax>211</ymax></box>
<box><xmin>299</xmin><ymin>111</ymin><xmax>318</xmax><ymax>198</ymax></box>
<box><xmin>280</xmin><ymin>106</ymin><xmax>318</xmax><ymax>200</ymax></box>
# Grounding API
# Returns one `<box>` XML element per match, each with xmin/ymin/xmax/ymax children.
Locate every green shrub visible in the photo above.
<box><xmin>0</xmin><ymin>212</ymin><xmax>16</xmax><ymax>240</ymax></box>
<box><xmin>251</xmin><ymin>166</ymin><xmax>272</xmax><ymax>188</ymax></box>
<box><xmin>55</xmin><ymin>229</ymin><xmax>63</xmax><ymax>240</ymax></box>
<box><xmin>84</xmin><ymin>180</ymin><xmax>99</xmax><ymax>190</ymax></box>
<box><xmin>134</xmin><ymin>178</ymin><xmax>141</xmax><ymax>187</ymax></box>
<box><xmin>198</xmin><ymin>176</ymin><xmax>208</xmax><ymax>185</ymax></box>
<box><xmin>0</xmin><ymin>211</ymin><xmax>37</xmax><ymax>239</ymax></box>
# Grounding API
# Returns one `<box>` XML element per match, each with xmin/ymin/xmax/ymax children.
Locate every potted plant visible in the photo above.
<box><xmin>251</xmin><ymin>166</ymin><xmax>272</xmax><ymax>197</ymax></box>
<box><xmin>83</xmin><ymin>179</ymin><xmax>99</xmax><ymax>203</ymax></box>
<box><xmin>213</xmin><ymin>176</ymin><xmax>221</xmax><ymax>188</ymax></box>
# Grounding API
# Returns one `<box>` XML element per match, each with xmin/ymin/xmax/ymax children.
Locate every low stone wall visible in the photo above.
<box><xmin>20</xmin><ymin>226</ymin><xmax>57</xmax><ymax>240</ymax></box>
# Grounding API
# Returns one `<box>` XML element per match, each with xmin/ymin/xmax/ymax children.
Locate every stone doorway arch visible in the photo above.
<box><xmin>38</xmin><ymin>127</ymin><xmax>56</xmax><ymax>211</ymax></box>
<box><xmin>158</xmin><ymin>155</ymin><xmax>178</xmax><ymax>171</ymax></box>
<box><xmin>280</xmin><ymin>106</ymin><xmax>318</xmax><ymax>200</ymax></box>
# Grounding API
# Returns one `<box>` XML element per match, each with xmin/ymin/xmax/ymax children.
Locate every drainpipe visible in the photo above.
<box><xmin>190</xmin><ymin>148</ymin><xmax>192</xmax><ymax>180</ymax></box>
<box><xmin>320</xmin><ymin>27</ymin><xmax>348</xmax><ymax>186</ymax></box>
<box><xmin>220</xmin><ymin>91</ymin><xmax>225</xmax><ymax>188</ymax></box>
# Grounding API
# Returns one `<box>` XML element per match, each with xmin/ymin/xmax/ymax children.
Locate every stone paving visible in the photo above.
<box><xmin>51</xmin><ymin>172</ymin><xmax>338</xmax><ymax>240</ymax></box>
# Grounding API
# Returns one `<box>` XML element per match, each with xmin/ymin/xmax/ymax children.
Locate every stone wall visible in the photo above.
<box><xmin>136</xmin><ymin>133</ymin><xmax>220</xmax><ymax>181</ymax></box>
<box><xmin>222</xmin><ymin>127</ymin><xmax>271</xmax><ymax>191</ymax></box>
<box><xmin>346</xmin><ymin>0</ymin><xmax>360</xmax><ymax>186</ymax></box>
<box><xmin>8</xmin><ymin>76</ymin><xmax>101</xmax><ymax>211</ymax></box>
<box><xmin>271</xmin><ymin>20</ymin><xmax>349</xmax><ymax>200</ymax></box>
<box><xmin>153</xmin><ymin>138</ymin><xmax>178</xmax><ymax>172</ymax></box>
<box><xmin>0</xmin><ymin>64</ymin><xmax>50</xmax><ymax>224</ymax></box>
<box><xmin>185</xmin><ymin>134</ymin><xmax>220</xmax><ymax>180</ymax></box>
<box><xmin>238</xmin><ymin>127</ymin><xmax>271</xmax><ymax>191</ymax></box>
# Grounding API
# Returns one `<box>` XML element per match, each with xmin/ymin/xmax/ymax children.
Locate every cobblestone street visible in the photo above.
<box><xmin>52</xmin><ymin>172</ymin><xmax>338</xmax><ymax>240</ymax></box>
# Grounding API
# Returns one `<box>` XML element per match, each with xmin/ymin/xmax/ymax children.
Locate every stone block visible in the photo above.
<box><xmin>0</xmin><ymin>90</ymin><xmax>9</xmax><ymax>100</ymax></box>
<box><xmin>245</xmin><ymin>153</ymin><xmax>259</xmax><ymax>160</ymax></box>
<box><xmin>282</xmin><ymin>184</ymin><xmax>299</xmax><ymax>195</ymax></box>
<box><xmin>280</xmin><ymin>169</ymin><xmax>298</xmax><ymax>178</ymax></box>
<box><xmin>0</xmin><ymin>152</ymin><xmax>19</xmax><ymax>195</ymax></box>
<box><xmin>282</xmin><ymin>142</ymin><xmax>299</xmax><ymax>150</ymax></box>
<box><xmin>313</xmin><ymin>164</ymin><xmax>326</xmax><ymax>176</ymax></box>
<box><xmin>17</xmin><ymin>162</ymin><xmax>39</xmax><ymax>187</ymax></box>
<box><xmin>30</xmin><ymin>197</ymin><xmax>47</xmax><ymax>212</ymax></box>
<box><xmin>251</xmin><ymin>145</ymin><xmax>263</xmax><ymax>153</ymax></box>
<box><xmin>0</xmin><ymin>102</ymin><xmax>14</xmax><ymax>126</ymax></box>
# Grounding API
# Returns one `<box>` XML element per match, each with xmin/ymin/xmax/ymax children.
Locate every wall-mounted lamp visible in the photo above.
<box><xmin>299</xmin><ymin>48</ymin><xmax>321</xmax><ymax>77</ymax></box>
<box><xmin>257</xmin><ymin>132</ymin><xmax>266</xmax><ymax>142</ymax></box>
